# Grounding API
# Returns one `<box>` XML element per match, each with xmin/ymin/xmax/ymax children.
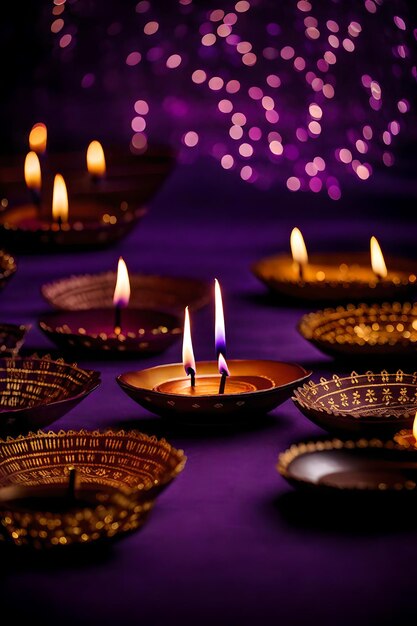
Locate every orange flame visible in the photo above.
<box><xmin>413</xmin><ymin>410</ymin><xmax>417</xmax><ymax>443</ymax></box>
<box><xmin>113</xmin><ymin>257</ymin><xmax>130</xmax><ymax>308</ymax></box>
<box><xmin>29</xmin><ymin>123</ymin><xmax>47</xmax><ymax>154</ymax></box>
<box><xmin>24</xmin><ymin>152</ymin><xmax>41</xmax><ymax>192</ymax></box>
<box><xmin>214</xmin><ymin>278</ymin><xmax>226</xmax><ymax>356</ymax></box>
<box><xmin>52</xmin><ymin>174</ymin><xmax>68</xmax><ymax>223</ymax></box>
<box><xmin>290</xmin><ymin>227</ymin><xmax>308</xmax><ymax>266</ymax></box>
<box><xmin>182</xmin><ymin>306</ymin><xmax>196</xmax><ymax>376</ymax></box>
<box><xmin>370</xmin><ymin>236</ymin><xmax>387</xmax><ymax>279</ymax></box>
<box><xmin>86</xmin><ymin>140</ymin><xmax>106</xmax><ymax>178</ymax></box>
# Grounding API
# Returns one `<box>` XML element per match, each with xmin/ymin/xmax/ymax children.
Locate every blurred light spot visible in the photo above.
<box><xmin>309</xmin><ymin>103</ymin><xmax>322</xmax><ymax>119</ymax></box>
<box><xmin>249</xmin><ymin>127</ymin><xmax>262</xmax><ymax>141</ymax></box>
<box><xmin>226</xmin><ymin>80</ymin><xmax>240</xmax><ymax>93</ymax></box>
<box><xmin>217</xmin><ymin>24</ymin><xmax>231</xmax><ymax>37</ymax></box>
<box><xmin>51</xmin><ymin>19</ymin><xmax>64</xmax><ymax>33</ymax></box>
<box><xmin>266</xmin><ymin>74</ymin><xmax>281</xmax><ymax>88</ymax></box>
<box><xmin>389</xmin><ymin>120</ymin><xmax>400</xmax><ymax>135</ymax></box>
<box><xmin>242</xmin><ymin>52</ymin><xmax>257</xmax><ymax>66</ymax></box>
<box><xmin>297</xmin><ymin>1</ymin><xmax>312</xmax><ymax>11</ymax></box>
<box><xmin>363</xmin><ymin>125</ymin><xmax>373</xmax><ymax>139</ymax></box>
<box><xmin>237</xmin><ymin>41</ymin><xmax>252</xmax><ymax>53</ymax></box>
<box><xmin>313</xmin><ymin>156</ymin><xmax>325</xmax><ymax>171</ymax></box>
<box><xmin>328</xmin><ymin>35</ymin><xmax>339</xmax><ymax>48</ymax></box>
<box><xmin>328</xmin><ymin>185</ymin><xmax>341</xmax><ymax>200</ymax></box>
<box><xmin>269</xmin><ymin>141</ymin><xmax>283</xmax><ymax>155</ymax></box>
<box><xmin>296</xmin><ymin>128</ymin><xmax>308</xmax><ymax>142</ymax></box>
<box><xmin>240</xmin><ymin>165</ymin><xmax>253</xmax><ymax>181</ymax></box>
<box><xmin>287</xmin><ymin>177</ymin><xmax>301</xmax><ymax>191</ymax></box>
<box><xmin>309</xmin><ymin>177</ymin><xmax>322</xmax><ymax>192</ymax></box>
<box><xmin>398</xmin><ymin>99</ymin><xmax>409</xmax><ymax>113</ymax></box>
<box><xmin>144</xmin><ymin>21</ymin><xmax>159</xmax><ymax>35</ymax></box>
<box><xmin>324</xmin><ymin>51</ymin><xmax>336</xmax><ymax>64</ymax></box>
<box><xmin>326</xmin><ymin>20</ymin><xmax>339</xmax><ymax>33</ymax></box>
<box><xmin>294</xmin><ymin>57</ymin><xmax>306</xmax><ymax>71</ymax></box>
<box><xmin>356</xmin><ymin>139</ymin><xmax>367</xmax><ymax>153</ymax></box>
<box><xmin>356</xmin><ymin>164</ymin><xmax>370</xmax><ymax>180</ymax></box>
<box><xmin>382</xmin><ymin>131</ymin><xmax>392</xmax><ymax>145</ymax></box>
<box><xmin>348</xmin><ymin>22</ymin><xmax>362</xmax><ymax>37</ymax></box>
<box><xmin>224</xmin><ymin>13</ymin><xmax>238</xmax><ymax>26</ymax></box>
<box><xmin>322</xmin><ymin>84</ymin><xmax>334</xmax><ymax>98</ymax></box>
<box><xmin>263</xmin><ymin>47</ymin><xmax>279</xmax><ymax>60</ymax></box>
<box><xmin>308</xmin><ymin>121</ymin><xmax>321</xmax><ymax>135</ymax></box>
<box><xmin>192</xmin><ymin>69</ymin><xmax>207</xmax><ymax>84</ymax></box>
<box><xmin>126</xmin><ymin>51</ymin><xmax>141</xmax><ymax>66</ymax></box>
<box><xmin>342</xmin><ymin>38</ymin><xmax>355</xmax><ymax>52</ymax></box>
<box><xmin>131</xmin><ymin>132</ymin><xmax>147</xmax><ymax>153</ymax></box>
<box><xmin>134</xmin><ymin>100</ymin><xmax>149</xmax><ymax>115</ymax></box>
<box><xmin>248</xmin><ymin>86</ymin><xmax>263</xmax><ymax>100</ymax></box>
<box><xmin>221</xmin><ymin>154</ymin><xmax>234</xmax><ymax>169</ymax></box>
<box><xmin>232</xmin><ymin>112</ymin><xmax>247</xmax><ymax>126</ymax></box>
<box><xmin>306</xmin><ymin>27</ymin><xmax>320</xmax><ymax>40</ymax></box>
<box><xmin>339</xmin><ymin>148</ymin><xmax>352</xmax><ymax>163</ymax></box>
<box><xmin>210</xmin><ymin>9</ymin><xmax>224</xmax><ymax>21</ymax></box>
<box><xmin>239</xmin><ymin>143</ymin><xmax>253</xmax><ymax>157</ymax></box>
<box><xmin>365</xmin><ymin>0</ymin><xmax>377</xmax><ymax>13</ymax></box>
<box><xmin>218</xmin><ymin>99</ymin><xmax>233</xmax><ymax>113</ymax></box>
<box><xmin>183</xmin><ymin>131</ymin><xmax>199</xmax><ymax>147</ymax></box>
<box><xmin>167</xmin><ymin>54</ymin><xmax>182</xmax><ymax>69</ymax></box>
<box><xmin>305</xmin><ymin>162</ymin><xmax>317</xmax><ymax>176</ymax></box>
<box><xmin>370</xmin><ymin>81</ymin><xmax>381</xmax><ymax>99</ymax></box>
<box><xmin>59</xmin><ymin>34</ymin><xmax>72</xmax><ymax>48</ymax></box>
<box><xmin>265</xmin><ymin>110</ymin><xmax>279</xmax><ymax>123</ymax></box>
<box><xmin>136</xmin><ymin>1</ymin><xmax>150</xmax><ymax>13</ymax></box>
<box><xmin>394</xmin><ymin>16</ymin><xmax>406</xmax><ymax>30</ymax></box>
<box><xmin>262</xmin><ymin>96</ymin><xmax>274</xmax><ymax>110</ymax></box>
<box><xmin>383</xmin><ymin>151</ymin><xmax>394</xmax><ymax>166</ymax></box>
<box><xmin>131</xmin><ymin>116</ymin><xmax>146</xmax><ymax>132</ymax></box>
<box><xmin>202</xmin><ymin>33</ymin><xmax>216</xmax><ymax>46</ymax></box>
<box><xmin>235</xmin><ymin>1</ymin><xmax>250</xmax><ymax>12</ymax></box>
<box><xmin>281</xmin><ymin>46</ymin><xmax>295</xmax><ymax>60</ymax></box>
<box><xmin>229</xmin><ymin>125</ymin><xmax>243</xmax><ymax>140</ymax></box>
<box><xmin>304</xmin><ymin>17</ymin><xmax>318</xmax><ymax>28</ymax></box>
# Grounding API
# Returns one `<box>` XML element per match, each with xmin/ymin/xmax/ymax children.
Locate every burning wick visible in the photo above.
<box><xmin>86</xmin><ymin>140</ymin><xmax>106</xmax><ymax>182</ymax></box>
<box><xmin>24</xmin><ymin>151</ymin><xmax>42</xmax><ymax>208</ymax></box>
<box><xmin>215</xmin><ymin>278</ymin><xmax>230</xmax><ymax>394</ymax></box>
<box><xmin>113</xmin><ymin>257</ymin><xmax>131</xmax><ymax>334</ymax></box>
<box><xmin>370</xmin><ymin>236</ymin><xmax>388</xmax><ymax>281</ymax></box>
<box><xmin>182</xmin><ymin>306</ymin><xmax>196</xmax><ymax>387</ymax></box>
<box><xmin>290</xmin><ymin>227</ymin><xmax>308</xmax><ymax>281</ymax></box>
<box><xmin>218</xmin><ymin>353</ymin><xmax>230</xmax><ymax>394</ymax></box>
<box><xmin>52</xmin><ymin>173</ymin><xmax>68</xmax><ymax>228</ymax></box>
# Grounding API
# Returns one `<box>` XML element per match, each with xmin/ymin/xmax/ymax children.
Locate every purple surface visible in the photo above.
<box><xmin>1</xmin><ymin>158</ymin><xmax>417</xmax><ymax>625</ymax></box>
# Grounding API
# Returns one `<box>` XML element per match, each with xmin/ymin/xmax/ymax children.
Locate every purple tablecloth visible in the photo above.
<box><xmin>1</xmin><ymin>158</ymin><xmax>417</xmax><ymax>626</ymax></box>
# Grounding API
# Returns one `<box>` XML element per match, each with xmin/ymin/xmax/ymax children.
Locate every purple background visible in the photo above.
<box><xmin>2</xmin><ymin>1</ymin><xmax>417</xmax><ymax>624</ymax></box>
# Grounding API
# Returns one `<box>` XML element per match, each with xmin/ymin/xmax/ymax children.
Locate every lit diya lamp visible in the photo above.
<box><xmin>252</xmin><ymin>227</ymin><xmax>416</xmax><ymax>301</ymax></box>
<box><xmin>117</xmin><ymin>279</ymin><xmax>310</xmax><ymax>423</ymax></box>
<box><xmin>0</xmin><ymin>125</ymin><xmax>175</xmax><ymax>251</ymax></box>
<box><xmin>394</xmin><ymin>411</ymin><xmax>417</xmax><ymax>449</ymax></box>
<box><xmin>38</xmin><ymin>257</ymin><xmax>182</xmax><ymax>356</ymax></box>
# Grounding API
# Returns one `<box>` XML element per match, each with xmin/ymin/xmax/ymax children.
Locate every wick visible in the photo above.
<box><xmin>67</xmin><ymin>466</ymin><xmax>77</xmax><ymax>502</ymax></box>
<box><xmin>114</xmin><ymin>305</ymin><xmax>121</xmax><ymax>335</ymax></box>
<box><xmin>297</xmin><ymin>262</ymin><xmax>305</xmax><ymax>282</ymax></box>
<box><xmin>218</xmin><ymin>371</ymin><xmax>228</xmax><ymax>394</ymax></box>
<box><xmin>187</xmin><ymin>367</ymin><xmax>196</xmax><ymax>388</ymax></box>
<box><xmin>57</xmin><ymin>215</ymin><xmax>62</xmax><ymax>230</ymax></box>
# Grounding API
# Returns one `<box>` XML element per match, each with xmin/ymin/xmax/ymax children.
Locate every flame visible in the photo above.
<box><xmin>113</xmin><ymin>257</ymin><xmax>131</xmax><ymax>308</ymax></box>
<box><xmin>370</xmin><ymin>236</ymin><xmax>387</xmax><ymax>279</ymax></box>
<box><xmin>214</xmin><ymin>278</ymin><xmax>226</xmax><ymax>357</ymax></box>
<box><xmin>52</xmin><ymin>174</ymin><xmax>68</xmax><ymax>223</ymax></box>
<box><xmin>86</xmin><ymin>140</ymin><xmax>106</xmax><ymax>178</ymax></box>
<box><xmin>182</xmin><ymin>306</ymin><xmax>196</xmax><ymax>375</ymax></box>
<box><xmin>29</xmin><ymin>123</ymin><xmax>47</xmax><ymax>154</ymax></box>
<box><xmin>413</xmin><ymin>410</ymin><xmax>417</xmax><ymax>442</ymax></box>
<box><xmin>290</xmin><ymin>227</ymin><xmax>308</xmax><ymax>266</ymax></box>
<box><xmin>218</xmin><ymin>353</ymin><xmax>230</xmax><ymax>376</ymax></box>
<box><xmin>24</xmin><ymin>152</ymin><xmax>41</xmax><ymax>192</ymax></box>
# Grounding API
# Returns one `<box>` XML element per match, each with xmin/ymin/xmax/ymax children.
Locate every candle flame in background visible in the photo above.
<box><xmin>182</xmin><ymin>306</ymin><xmax>196</xmax><ymax>376</ymax></box>
<box><xmin>370</xmin><ymin>236</ymin><xmax>388</xmax><ymax>279</ymax></box>
<box><xmin>290</xmin><ymin>227</ymin><xmax>308</xmax><ymax>266</ymax></box>
<box><xmin>218</xmin><ymin>353</ymin><xmax>230</xmax><ymax>377</ymax></box>
<box><xmin>52</xmin><ymin>174</ymin><xmax>68</xmax><ymax>223</ymax></box>
<box><xmin>86</xmin><ymin>140</ymin><xmax>106</xmax><ymax>177</ymax></box>
<box><xmin>24</xmin><ymin>152</ymin><xmax>41</xmax><ymax>192</ymax></box>
<box><xmin>214</xmin><ymin>278</ymin><xmax>226</xmax><ymax>357</ymax></box>
<box><xmin>413</xmin><ymin>410</ymin><xmax>417</xmax><ymax>442</ymax></box>
<box><xmin>113</xmin><ymin>257</ymin><xmax>131</xmax><ymax>308</ymax></box>
<box><xmin>29</xmin><ymin>123</ymin><xmax>47</xmax><ymax>155</ymax></box>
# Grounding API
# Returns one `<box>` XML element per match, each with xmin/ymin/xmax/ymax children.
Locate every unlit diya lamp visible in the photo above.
<box><xmin>252</xmin><ymin>227</ymin><xmax>416</xmax><ymax>301</ymax></box>
<box><xmin>117</xmin><ymin>279</ymin><xmax>310</xmax><ymax>423</ymax></box>
<box><xmin>0</xmin><ymin>430</ymin><xmax>186</xmax><ymax>548</ymax></box>
<box><xmin>0</xmin><ymin>124</ymin><xmax>174</xmax><ymax>251</ymax></box>
<box><xmin>39</xmin><ymin>258</ymin><xmax>182</xmax><ymax>356</ymax></box>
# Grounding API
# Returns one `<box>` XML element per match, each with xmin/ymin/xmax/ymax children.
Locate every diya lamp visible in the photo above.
<box><xmin>0</xmin><ymin>124</ymin><xmax>175</xmax><ymax>251</ymax></box>
<box><xmin>117</xmin><ymin>279</ymin><xmax>311</xmax><ymax>423</ymax></box>
<box><xmin>394</xmin><ymin>411</ymin><xmax>417</xmax><ymax>449</ymax></box>
<box><xmin>252</xmin><ymin>227</ymin><xmax>417</xmax><ymax>301</ymax></box>
<box><xmin>39</xmin><ymin>257</ymin><xmax>182</xmax><ymax>356</ymax></box>
<box><xmin>0</xmin><ymin>430</ymin><xmax>186</xmax><ymax>548</ymax></box>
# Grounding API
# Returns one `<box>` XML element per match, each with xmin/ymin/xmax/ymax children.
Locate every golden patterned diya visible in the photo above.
<box><xmin>0</xmin><ymin>249</ymin><xmax>16</xmax><ymax>291</ymax></box>
<box><xmin>0</xmin><ymin>128</ymin><xmax>174</xmax><ymax>251</ymax></box>
<box><xmin>117</xmin><ymin>282</ymin><xmax>310</xmax><ymax>423</ymax></box>
<box><xmin>252</xmin><ymin>228</ymin><xmax>416</xmax><ymax>302</ymax></box>
<box><xmin>0</xmin><ymin>430</ymin><xmax>186</xmax><ymax>548</ymax></box>
<box><xmin>38</xmin><ymin>259</ymin><xmax>182</xmax><ymax>357</ymax></box>
<box><xmin>298</xmin><ymin>302</ymin><xmax>417</xmax><ymax>359</ymax></box>
<box><xmin>41</xmin><ymin>272</ymin><xmax>210</xmax><ymax>313</ymax></box>
<box><xmin>278</xmin><ymin>438</ymin><xmax>417</xmax><ymax>493</ymax></box>
<box><xmin>0</xmin><ymin>322</ymin><xmax>29</xmax><ymax>356</ymax></box>
<box><xmin>293</xmin><ymin>370</ymin><xmax>417</xmax><ymax>436</ymax></box>
<box><xmin>0</xmin><ymin>355</ymin><xmax>100</xmax><ymax>430</ymax></box>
